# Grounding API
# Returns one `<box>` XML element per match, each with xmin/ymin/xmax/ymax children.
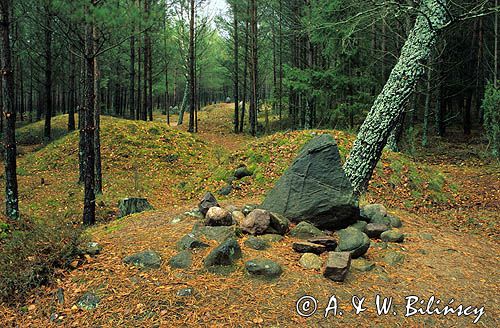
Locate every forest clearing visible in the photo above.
<box><xmin>0</xmin><ymin>0</ymin><xmax>499</xmax><ymax>327</ymax></box>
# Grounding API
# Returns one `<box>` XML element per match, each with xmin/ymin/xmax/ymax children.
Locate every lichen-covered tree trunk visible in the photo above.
<box><xmin>344</xmin><ymin>0</ymin><xmax>449</xmax><ymax>196</ymax></box>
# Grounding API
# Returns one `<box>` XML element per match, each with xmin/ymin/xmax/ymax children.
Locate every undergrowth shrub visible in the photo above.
<box><xmin>0</xmin><ymin>218</ymin><xmax>85</xmax><ymax>304</ymax></box>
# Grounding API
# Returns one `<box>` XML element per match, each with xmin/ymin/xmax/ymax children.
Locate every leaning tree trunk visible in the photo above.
<box><xmin>343</xmin><ymin>0</ymin><xmax>449</xmax><ymax>196</ymax></box>
<box><xmin>1</xmin><ymin>0</ymin><xmax>19</xmax><ymax>219</ymax></box>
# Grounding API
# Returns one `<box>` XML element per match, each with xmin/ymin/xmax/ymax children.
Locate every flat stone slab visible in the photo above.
<box><xmin>351</xmin><ymin>258</ymin><xmax>375</xmax><ymax>272</ymax></box>
<box><xmin>324</xmin><ymin>252</ymin><xmax>351</xmax><ymax>282</ymax></box>
<box><xmin>244</xmin><ymin>237</ymin><xmax>270</xmax><ymax>250</ymax></box>
<box><xmin>292</xmin><ymin>242</ymin><xmax>327</xmax><ymax>254</ymax></box>
<box><xmin>381</xmin><ymin>230</ymin><xmax>404</xmax><ymax>243</ymax></box>
<box><xmin>289</xmin><ymin>222</ymin><xmax>326</xmax><ymax>239</ymax></box>
<box><xmin>307</xmin><ymin>236</ymin><xmax>338</xmax><ymax>251</ymax></box>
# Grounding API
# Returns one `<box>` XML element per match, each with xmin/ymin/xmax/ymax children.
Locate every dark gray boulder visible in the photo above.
<box><xmin>176</xmin><ymin>234</ymin><xmax>209</xmax><ymax>250</ymax></box>
<box><xmin>245</xmin><ymin>258</ymin><xmax>283</xmax><ymax>279</ymax></box>
<box><xmin>244</xmin><ymin>237</ymin><xmax>270</xmax><ymax>250</ymax></box>
<box><xmin>266</xmin><ymin>212</ymin><xmax>290</xmax><ymax>235</ymax></box>
<box><xmin>289</xmin><ymin>222</ymin><xmax>326</xmax><ymax>239</ymax></box>
<box><xmin>335</xmin><ymin>227</ymin><xmax>370</xmax><ymax>259</ymax></box>
<box><xmin>381</xmin><ymin>230</ymin><xmax>405</xmax><ymax>243</ymax></box>
<box><xmin>204</xmin><ymin>239</ymin><xmax>242</xmax><ymax>267</ymax></box>
<box><xmin>234</xmin><ymin>166</ymin><xmax>253</xmax><ymax>180</ymax></box>
<box><xmin>198</xmin><ymin>192</ymin><xmax>219</xmax><ymax>217</ymax></box>
<box><xmin>365</xmin><ymin>223</ymin><xmax>390</xmax><ymax>239</ymax></box>
<box><xmin>218</xmin><ymin>184</ymin><xmax>233</xmax><ymax>196</ymax></box>
<box><xmin>118</xmin><ymin>198</ymin><xmax>153</xmax><ymax>218</ymax></box>
<box><xmin>307</xmin><ymin>236</ymin><xmax>338</xmax><ymax>251</ymax></box>
<box><xmin>123</xmin><ymin>250</ymin><xmax>162</xmax><ymax>269</ymax></box>
<box><xmin>168</xmin><ymin>250</ymin><xmax>192</xmax><ymax>269</ymax></box>
<box><xmin>260</xmin><ymin>134</ymin><xmax>358</xmax><ymax>230</ymax></box>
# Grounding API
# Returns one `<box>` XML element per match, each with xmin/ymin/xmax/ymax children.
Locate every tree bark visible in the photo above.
<box><xmin>43</xmin><ymin>2</ymin><xmax>53</xmax><ymax>140</ymax></box>
<box><xmin>188</xmin><ymin>0</ymin><xmax>196</xmax><ymax>133</ymax></box>
<box><xmin>1</xmin><ymin>0</ymin><xmax>19</xmax><ymax>219</ymax></box>
<box><xmin>129</xmin><ymin>34</ymin><xmax>136</xmax><ymax>119</ymax></box>
<box><xmin>233</xmin><ymin>2</ymin><xmax>239</xmax><ymax>134</ymax></box>
<box><xmin>68</xmin><ymin>48</ymin><xmax>76</xmax><ymax>131</ymax></box>
<box><xmin>344</xmin><ymin>0</ymin><xmax>449</xmax><ymax>196</ymax></box>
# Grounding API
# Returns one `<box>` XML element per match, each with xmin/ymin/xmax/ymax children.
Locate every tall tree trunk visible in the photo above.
<box><xmin>239</xmin><ymin>1</ymin><xmax>250</xmax><ymax>133</ymax></box>
<box><xmin>495</xmin><ymin>0</ymin><xmax>498</xmax><ymax>88</ymax></box>
<box><xmin>68</xmin><ymin>48</ymin><xmax>76</xmax><ymax>131</ymax></box>
<box><xmin>178</xmin><ymin>80</ymin><xmax>188</xmax><ymax>125</ymax></box>
<box><xmin>188</xmin><ymin>0</ymin><xmax>196</xmax><ymax>132</ymax></box>
<box><xmin>249</xmin><ymin>0</ymin><xmax>258</xmax><ymax>136</ymax></box>
<box><xmin>233</xmin><ymin>2</ymin><xmax>239</xmax><ymax>133</ymax></box>
<box><xmin>344</xmin><ymin>0</ymin><xmax>449</xmax><ymax>196</ymax></box>
<box><xmin>1</xmin><ymin>0</ymin><xmax>19</xmax><ymax>220</ymax></box>
<box><xmin>278</xmin><ymin>0</ymin><xmax>283</xmax><ymax>123</ymax></box>
<box><xmin>94</xmin><ymin>28</ymin><xmax>102</xmax><ymax>195</ymax></box>
<box><xmin>422</xmin><ymin>61</ymin><xmax>432</xmax><ymax>146</ymax></box>
<box><xmin>129</xmin><ymin>34</ymin><xmax>136</xmax><ymax>119</ymax></box>
<box><xmin>82</xmin><ymin>2</ymin><xmax>96</xmax><ymax>226</ymax></box>
<box><xmin>44</xmin><ymin>3</ymin><xmax>53</xmax><ymax>140</ymax></box>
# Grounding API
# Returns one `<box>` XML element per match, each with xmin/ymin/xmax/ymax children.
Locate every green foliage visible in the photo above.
<box><xmin>482</xmin><ymin>83</ymin><xmax>500</xmax><ymax>158</ymax></box>
<box><xmin>0</xmin><ymin>218</ymin><xmax>85</xmax><ymax>304</ymax></box>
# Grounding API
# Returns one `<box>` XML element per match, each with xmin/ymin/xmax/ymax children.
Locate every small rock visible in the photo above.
<box><xmin>118</xmin><ymin>198</ymin><xmax>154</xmax><ymax>218</ymax></box>
<box><xmin>387</xmin><ymin>215</ymin><xmax>402</xmax><ymax>228</ymax></box>
<box><xmin>349</xmin><ymin>221</ymin><xmax>367</xmax><ymax>232</ymax></box>
<box><xmin>55</xmin><ymin>288</ymin><xmax>65</xmax><ymax>304</ymax></box>
<box><xmin>245</xmin><ymin>258</ymin><xmax>282</xmax><ymax>279</ymax></box>
<box><xmin>231</xmin><ymin>211</ymin><xmax>246</xmax><ymax>225</ymax></box>
<box><xmin>192</xmin><ymin>224</ymin><xmax>241</xmax><ymax>243</ymax></box>
<box><xmin>384</xmin><ymin>251</ymin><xmax>405</xmax><ymax>265</ymax></box>
<box><xmin>218</xmin><ymin>185</ymin><xmax>233</xmax><ymax>196</ymax></box>
<box><xmin>176</xmin><ymin>234</ymin><xmax>209</xmax><ymax>250</ymax></box>
<box><xmin>204</xmin><ymin>239</ymin><xmax>242</xmax><ymax>267</ymax></box>
<box><xmin>183</xmin><ymin>209</ymin><xmax>204</xmax><ymax>220</ymax></box>
<box><xmin>242</xmin><ymin>204</ymin><xmax>258</xmax><ymax>216</ymax></box>
<box><xmin>351</xmin><ymin>258</ymin><xmax>375</xmax><ymax>272</ymax></box>
<box><xmin>299</xmin><ymin>253</ymin><xmax>323</xmax><ymax>270</ymax></box>
<box><xmin>168</xmin><ymin>250</ymin><xmax>192</xmax><ymax>269</ymax></box>
<box><xmin>205</xmin><ymin>207</ymin><xmax>233</xmax><ymax>226</ymax></box>
<box><xmin>335</xmin><ymin>227</ymin><xmax>370</xmax><ymax>258</ymax></box>
<box><xmin>258</xmin><ymin>234</ymin><xmax>283</xmax><ymax>243</ymax></box>
<box><xmin>123</xmin><ymin>250</ymin><xmax>162</xmax><ymax>269</ymax></box>
<box><xmin>307</xmin><ymin>236</ymin><xmax>338</xmax><ymax>251</ymax></box>
<box><xmin>241</xmin><ymin>209</ymin><xmax>271</xmax><ymax>235</ymax></box>
<box><xmin>76</xmin><ymin>292</ymin><xmax>100</xmax><ymax>310</ymax></box>
<box><xmin>81</xmin><ymin>242</ymin><xmax>103</xmax><ymax>256</ymax></box>
<box><xmin>234</xmin><ymin>166</ymin><xmax>253</xmax><ymax>180</ymax></box>
<box><xmin>198</xmin><ymin>192</ymin><xmax>219</xmax><ymax>217</ymax></box>
<box><xmin>289</xmin><ymin>222</ymin><xmax>326</xmax><ymax>239</ymax></box>
<box><xmin>324</xmin><ymin>252</ymin><xmax>351</xmax><ymax>282</ymax></box>
<box><xmin>381</xmin><ymin>230</ymin><xmax>404</xmax><ymax>243</ymax></box>
<box><xmin>365</xmin><ymin>223</ymin><xmax>390</xmax><ymax>239</ymax></box>
<box><xmin>244</xmin><ymin>237</ymin><xmax>270</xmax><ymax>250</ymax></box>
<box><xmin>266</xmin><ymin>212</ymin><xmax>290</xmax><ymax>235</ymax></box>
<box><xmin>292</xmin><ymin>242</ymin><xmax>327</xmax><ymax>254</ymax></box>
<box><xmin>361</xmin><ymin>204</ymin><xmax>387</xmax><ymax>220</ymax></box>
<box><xmin>420</xmin><ymin>233</ymin><xmax>434</xmax><ymax>241</ymax></box>
<box><xmin>177</xmin><ymin>287</ymin><xmax>195</xmax><ymax>297</ymax></box>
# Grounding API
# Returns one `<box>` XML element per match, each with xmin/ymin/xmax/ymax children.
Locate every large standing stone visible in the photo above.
<box><xmin>324</xmin><ymin>252</ymin><xmax>351</xmax><ymax>282</ymax></box>
<box><xmin>245</xmin><ymin>258</ymin><xmax>283</xmax><ymax>279</ymax></box>
<box><xmin>260</xmin><ymin>134</ymin><xmax>359</xmax><ymax>230</ymax></box>
<box><xmin>123</xmin><ymin>250</ymin><xmax>162</xmax><ymax>269</ymax></box>
<box><xmin>205</xmin><ymin>207</ymin><xmax>233</xmax><ymax>226</ymax></box>
<box><xmin>335</xmin><ymin>227</ymin><xmax>370</xmax><ymax>259</ymax></box>
<box><xmin>198</xmin><ymin>192</ymin><xmax>219</xmax><ymax>217</ymax></box>
<box><xmin>204</xmin><ymin>239</ymin><xmax>242</xmax><ymax>267</ymax></box>
<box><xmin>289</xmin><ymin>222</ymin><xmax>325</xmax><ymax>239</ymax></box>
<box><xmin>241</xmin><ymin>209</ymin><xmax>270</xmax><ymax>235</ymax></box>
<box><xmin>118</xmin><ymin>198</ymin><xmax>153</xmax><ymax>218</ymax></box>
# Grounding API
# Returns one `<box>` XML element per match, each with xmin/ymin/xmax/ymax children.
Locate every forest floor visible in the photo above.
<box><xmin>0</xmin><ymin>104</ymin><xmax>498</xmax><ymax>327</ymax></box>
